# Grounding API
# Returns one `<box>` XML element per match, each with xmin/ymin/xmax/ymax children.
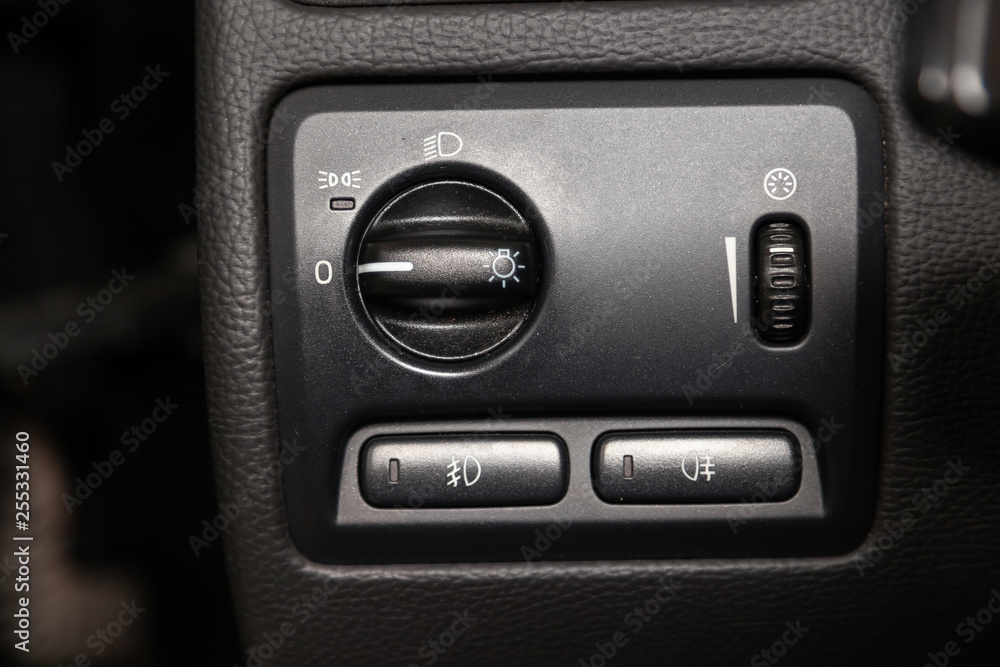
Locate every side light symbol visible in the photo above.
<box><xmin>318</xmin><ymin>170</ymin><xmax>361</xmax><ymax>189</ymax></box>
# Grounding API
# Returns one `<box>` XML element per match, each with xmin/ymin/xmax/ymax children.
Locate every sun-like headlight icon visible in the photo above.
<box><xmin>484</xmin><ymin>248</ymin><xmax>526</xmax><ymax>288</ymax></box>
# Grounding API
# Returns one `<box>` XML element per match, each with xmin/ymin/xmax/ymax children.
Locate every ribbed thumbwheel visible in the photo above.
<box><xmin>754</xmin><ymin>221</ymin><xmax>809</xmax><ymax>343</ymax></box>
<box><xmin>356</xmin><ymin>180</ymin><xmax>541</xmax><ymax>360</ymax></box>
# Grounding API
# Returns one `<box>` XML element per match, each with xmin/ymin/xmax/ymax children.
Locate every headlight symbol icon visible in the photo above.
<box><xmin>422</xmin><ymin>131</ymin><xmax>463</xmax><ymax>160</ymax></box>
<box><xmin>485</xmin><ymin>248</ymin><xmax>526</xmax><ymax>288</ymax></box>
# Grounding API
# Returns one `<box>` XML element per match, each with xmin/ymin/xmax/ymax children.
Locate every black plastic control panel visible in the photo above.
<box><xmin>336</xmin><ymin>416</ymin><xmax>825</xmax><ymax>563</ymax></box>
<box><xmin>267</xmin><ymin>79</ymin><xmax>884</xmax><ymax>564</ymax></box>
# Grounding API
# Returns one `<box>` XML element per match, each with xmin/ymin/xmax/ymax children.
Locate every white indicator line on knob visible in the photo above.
<box><xmin>769</xmin><ymin>246</ymin><xmax>794</xmax><ymax>253</ymax></box>
<box><xmin>725</xmin><ymin>237</ymin><xmax>737</xmax><ymax>324</ymax></box>
<box><xmin>357</xmin><ymin>262</ymin><xmax>414</xmax><ymax>274</ymax></box>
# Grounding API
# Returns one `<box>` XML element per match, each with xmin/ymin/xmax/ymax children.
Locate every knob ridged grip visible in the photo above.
<box><xmin>357</xmin><ymin>180</ymin><xmax>541</xmax><ymax>360</ymax></box>
<box><xmin>755</xmin><ymin>221</ymin><xmax>809</xmax><ymax>343</ymax></box>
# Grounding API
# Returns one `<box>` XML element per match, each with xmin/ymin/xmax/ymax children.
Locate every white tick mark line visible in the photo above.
<box><xmin>357</xmin><ymin>262</ymin><xmax>414</xmax><ymax>274</ymax></box>
<box><xmin>725</xmin><ymin>237</ymin><xmax>737</xmax><ymax>324</ymax></box>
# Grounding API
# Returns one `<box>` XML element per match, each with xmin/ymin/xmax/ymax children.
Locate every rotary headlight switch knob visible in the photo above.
<box><xmin>357</xmin><ymin>180</ymin><xmax>541</xmax><ymax>360</ymax></box>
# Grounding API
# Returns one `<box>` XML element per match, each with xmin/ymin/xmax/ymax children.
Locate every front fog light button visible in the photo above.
<box><xmin>357</xmin><ymin>180</ymin><xmax>541</xmax><ymax>360</ymax></box>
<box><xmin>360</xmin><ymin>434</ymin><xmax>568</xmax><ymax>507</ymax></box>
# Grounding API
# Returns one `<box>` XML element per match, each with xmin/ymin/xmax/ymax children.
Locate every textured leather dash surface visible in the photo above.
<box><xmin>196</xmin><ymin>0</ymin><xmax>1000</xmax><ymax>664</ymax></box>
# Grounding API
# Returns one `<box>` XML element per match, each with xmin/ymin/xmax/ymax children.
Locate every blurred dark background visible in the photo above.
<box><xmin>0</xmin><ymin>0</ymin><xmax>241</xmax><ymax>663</ymax></box>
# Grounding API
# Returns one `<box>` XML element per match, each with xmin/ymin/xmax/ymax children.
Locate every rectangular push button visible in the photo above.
<box><xmin>594</xmin><ymin>431</ymin><xmax>800</xmax><ymax>503</ymax></box>
<box><xmin>361</xmin><ymin>434</ymin><xmax>567</xmax><ymax>508</ymax></box>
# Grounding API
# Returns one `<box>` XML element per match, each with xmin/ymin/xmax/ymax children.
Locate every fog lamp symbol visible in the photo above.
<box><xmin>485</xmin><ymin>248</ymin><xmax>526</xmax><ymax>288</ymax></box>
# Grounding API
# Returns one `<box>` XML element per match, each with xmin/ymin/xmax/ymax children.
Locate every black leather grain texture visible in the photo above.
<box><xmin>297</xmin><ymin>0</ymin><xmax>538</xmax><ymax>6</ymax></box>
<box><xmin>195</xmin><ymin>0</ymin><xmax>1000</xmax><ymax>664</ymax></box>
